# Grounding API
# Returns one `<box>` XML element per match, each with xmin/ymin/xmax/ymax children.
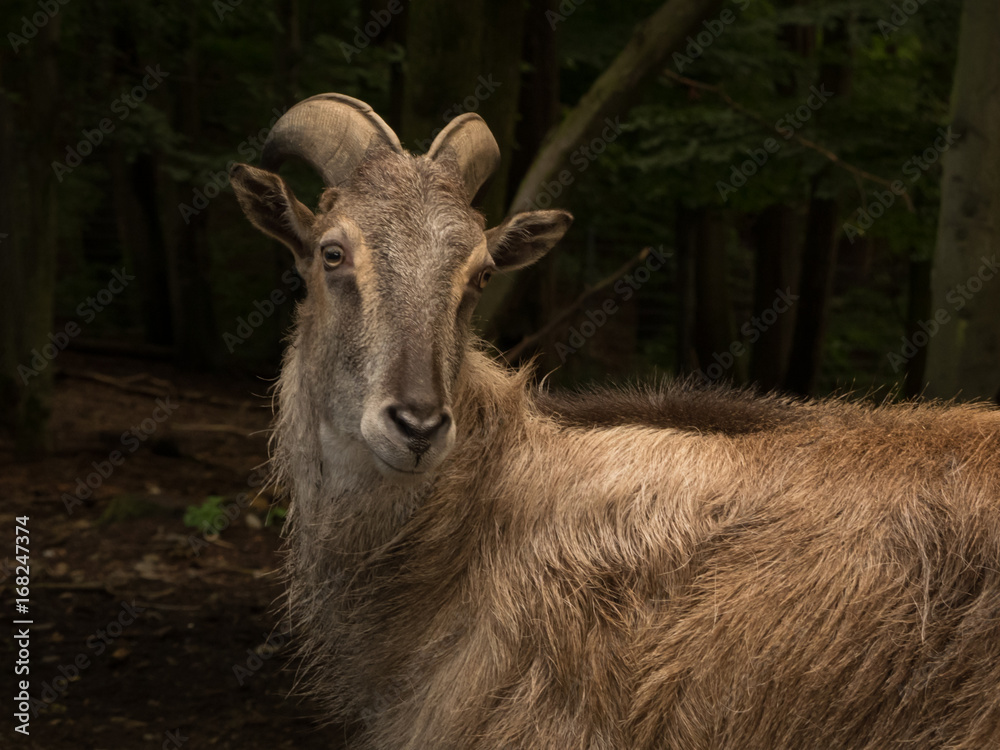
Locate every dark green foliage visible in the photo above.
<box><xmin>0</xmin><ymin>0</ymin><xmax>969</xmax><ymax>436</ymax></box>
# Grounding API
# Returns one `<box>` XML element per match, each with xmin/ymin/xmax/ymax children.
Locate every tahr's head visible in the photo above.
<box><xmin>231</xmin><ymin>94</ymin><xmax>571</xmax><ymax>481</ymax></box>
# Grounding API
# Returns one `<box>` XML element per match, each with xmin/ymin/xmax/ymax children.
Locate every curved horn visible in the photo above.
<box><xmin>427</xmin><ymin>113</ymin><xmax>500</xmax><ymax>202</ymax></box>
<box><xmin>261</xmin><ymin>93</ymin><xmax>403</xmax><ymax>186</ymax></box>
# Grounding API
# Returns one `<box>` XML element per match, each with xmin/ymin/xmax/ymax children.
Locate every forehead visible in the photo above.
<box><xmin>322</xmin><ymin>151</ymin><xmax>485</xmax><ymax>253</ymax></box>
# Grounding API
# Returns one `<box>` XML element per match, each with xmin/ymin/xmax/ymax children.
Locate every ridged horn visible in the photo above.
<box><xmin>427</xmin><ymin>113</ymin><xmax>501</xmax><ymax>202</ymax></box>
<box><xmin>261</xmin><ymin>93</ymin><xmax>403</xmax><ymax>186</ymax></box>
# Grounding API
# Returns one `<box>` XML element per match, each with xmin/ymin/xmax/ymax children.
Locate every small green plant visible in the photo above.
<box><xmin>183</xmin><ymin>496</ymin><xmax>228</xmax><ymax>534</ymax></box>
<box><xmin>265</xmin><ymin>505</ymin><xmax>287</xmax><ymax>527</ymax></box>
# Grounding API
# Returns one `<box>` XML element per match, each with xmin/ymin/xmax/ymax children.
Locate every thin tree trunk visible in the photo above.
<box><xmin>785</xmin><ymin>191</ymin><xmax>837</xmax><ymax>395</ymax></box>
<box><xmin>105</xmin><ymin>14</ymin><xmax>173</xmax><ymax>349</ymax></box>
<box><xmin>401</xmin><ymin>0</ymin><xmax>525</xmax><ymax>223</ymax></box>
<box><xmin>275</xmin><ymin>0</ymin><xmax>301</xmax><ymax>107</ymax></box>
<box><xmin>748</xmin><ymin>6</ymin><xmax>814</xmax><ymax>392</ymax></box>
<box><xmin>675</xmin><ymin>201</ymin><xmax>699</xmax><ymax>375</ymax></box>
<box><xmin>480</xmin><ymin>0</ymin><xmax>725</xmax><ymax>328</ymax></box>
<box><xmin>362</xmin><ymin>0</ymin><xmax>407</xmax><ymax>130</ymax></box>
<box><xmin>0</xmin><ymin>20</ymin><xmax>60</xmax><ymax>452</ymax></box>
<box><xmin>925</xmin><ymin>0</ymin><xmax>1000</xmax><ymax>402</ymax></box>
<box><xmin>487</xmin><ymin>0</ymin><xmax>562</xmax><ymax>353</ymax></box>
<box><xmin>507</xmin><ymin>0</ymin><xmax>560</xmax><ymax>203</ymax></box>
<box><xmin>509</xmin><ymin>0</ymin><xmax>725</xmax><ymax>213</ymax></box>
<box><xmin>785</xmin><ymin>17</ymin><xmax>853</xmax><ymax>396</ymax></box>
<box><xmin>905</xmin><ymin>255</ymin><xmax>932</xmax><ymax>398</ymax></box>
<box><xmin>164</xmin><ymin>16</ymin><xmax>217</xmax><ymax>369</ymax></box>
<box><xmin>694</xmin><ymin>209</ymin><xmax>736</xmax><ymax>382</ymax></box>
<box><xmin>750</xmin><ymin>205</ymin><xmax>800</xmax><ymax>391</ymax></box>
<box><xmin>271</xmin><ymin>0</ymin><xmax>304</xmax><ymax>358</ymax></box>
<box><xmin>110</xmin><ymin>149</ymin><xmax>174</xmax><ymax>347</ymax></box>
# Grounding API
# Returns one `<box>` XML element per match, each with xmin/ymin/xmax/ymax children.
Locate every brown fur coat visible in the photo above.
<box><xmin>275</xmin><ymin>347</ymin><xmax>1000</xmax><ymax>749</ymax></box>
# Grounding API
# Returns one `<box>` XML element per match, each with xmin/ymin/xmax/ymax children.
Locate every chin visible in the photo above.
<box><xmin>370</xmin><ymin>450</ymin><xmax>437</xmax><ymax>485</ymax></box>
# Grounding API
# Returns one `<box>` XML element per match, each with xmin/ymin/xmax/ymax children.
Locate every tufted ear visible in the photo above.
<box><xmin>485</xmin><ymin>210</ymin><xmax>573</xmax><ymax>270</ymax></box>
<box><xmin>230</xmin><ymin>163</ymin><xmax>315</xmax><ymax>265</ymax></box>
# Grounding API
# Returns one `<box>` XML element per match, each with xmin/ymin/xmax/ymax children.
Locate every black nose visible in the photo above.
<box><xmin>385</xmin><ymin>403</ymin><xmax>451</xmax><ymax>454</ymax></box>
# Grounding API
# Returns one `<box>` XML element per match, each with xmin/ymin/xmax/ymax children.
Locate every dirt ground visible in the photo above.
<box><xmin>0</xmin><ymin>351</ymin><xmax>348</xmax><ymax>749</ymax></box>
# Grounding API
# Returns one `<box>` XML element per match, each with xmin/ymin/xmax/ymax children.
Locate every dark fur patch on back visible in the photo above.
<box><xmin>536</xmin><ymin>378</ymin><xmax>811</xmax><ymax>434</ymax></box>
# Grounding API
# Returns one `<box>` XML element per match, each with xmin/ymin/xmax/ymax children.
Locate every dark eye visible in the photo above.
<box><xmin>322</xmin><ymin>244</ymin><xmax>344</xmax><ymax>269</ymax></box>
<box><xmin>476</xmin><ymin>268</ymin><xmax>494</xmax><ymax>289</ymax></box>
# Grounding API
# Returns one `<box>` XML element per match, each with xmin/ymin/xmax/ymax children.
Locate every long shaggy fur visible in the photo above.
<box><xmin>272</xmin><ymin>338</ymin><xmax>1000</xmax><ymax>749</ymax></box>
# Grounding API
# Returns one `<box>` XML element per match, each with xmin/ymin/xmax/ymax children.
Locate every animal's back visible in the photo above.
<box><xmin>473</xmin><ymin>386</ymin><xmax>1000</xmax><ymax>748</ymax></box>
<box><xmin>537</xmin><ymin>377</ymin><xmax>825</xmax><ymax>434</ymax></box>
<box><xmin>621</xmin><ymin>396</ymin><xmax>1000</xmax><ymax>749</ymax></box>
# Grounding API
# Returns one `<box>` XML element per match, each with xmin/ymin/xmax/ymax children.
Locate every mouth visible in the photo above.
<box><xmin>370</xmin><ymin>450</ymin><xmax>429</xmax><ymax>479</ymax></box>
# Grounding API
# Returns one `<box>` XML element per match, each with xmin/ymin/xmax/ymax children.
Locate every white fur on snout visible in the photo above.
<box><xmin>318</xmin><ymin>419</ymin><xmax>384</xmax><ymax>493</ymax></box>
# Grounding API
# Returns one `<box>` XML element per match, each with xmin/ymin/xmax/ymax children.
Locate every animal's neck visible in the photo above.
<box><xmin>276</xmin><ymin>346</ymin><xmax>528</xmax><ymax>564</ymax></box>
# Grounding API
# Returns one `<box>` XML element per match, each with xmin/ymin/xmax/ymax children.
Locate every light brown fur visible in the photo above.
<box><xmin>275</xmin><ymin>344</ymin><xmax>1000</xmax><ymax>749</ymax></box>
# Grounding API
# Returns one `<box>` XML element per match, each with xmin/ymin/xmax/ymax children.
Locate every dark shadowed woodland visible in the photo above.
<box><xmin>1</xmin><ymin>0</ymin><xmax>998</xmax><ymax>747</ymax></box>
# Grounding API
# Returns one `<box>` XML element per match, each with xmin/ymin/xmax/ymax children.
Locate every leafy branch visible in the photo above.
<box><xmin>661</xmin><ymin>69</ymin><xmax>915</xmax><ymax>212</ymax></box>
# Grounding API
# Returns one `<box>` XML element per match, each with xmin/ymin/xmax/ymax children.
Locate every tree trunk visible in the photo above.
<box><xmin>481</xmin><ymin>0</ymin><xmax>725</xmax><ymax>328</ymax></box>
<box><xmin>270</xmin><ymin>0</ymin><xmax>305</xmax><ymax>358</ymax></box>
<box><xmin>275</xmin><ymin>0</ymin><xmax>301</xmax><ymax>107</ymax></box>
<box><xmin>784</xmin><ymin>189</ymin><xmax>837</xmax><ymax>395</ymax></box>
<box><xmin>749</xmin><ymin>4</ymin><xmax>814</xmax><ymax>393</ymax></box>
<box><xmin>104</xmin><ymin>13</ymin><xmax>173</xmax><ymax>349</ymax></box>
<box><xmin>362</xmin><ymin>0</ymin><xmax>408</xmax><ymax>130</ymax></box>
<box><xmin>785</xmin><ymin>17</ymin><xmax>853</xmax><ymax>396</ymax></box>
<box><xmin>694</xmin><ymin>209</ymin><xmax>736</xmax><ymax>382</ymax></box>
<box><xmin>750</xmin><ymin>204</ymin><xmax>800</xmax><ymax>391</ymax></box>
<box><xmin>400</xmin><ymin>0</ymin><xmax>525</xmax><ymax>223</ymax></box>
<box><xmin>905</xmin><ymin>255</ymin><xmax>932</xmax><ymax>398</ymax></box>
<box><xmin>507</xmin><ymin>0</ymin><xmax>560</xmax><ymax>204</ymax></box>
<box><xmin>0</xmin><ymin>20</ymin><xmax>60</xmax><ymax>452</ymax></box>
<box><xmin>675</xmin><ymin>201</ymin><xmax>699</xmax><ymax>375</ymax></box>
<box><xmin>509</xmin><ymin>0</ymin><xmax>725</xmax><ymax>213</ymax></box>
<box><xmin>164</xmin><ymin>16</ymin><xmax>217</xmax><ymax>369</ymax></box>
<box><xmin>485</xmin><ymin>0</ymin><xmax>563</xmax><ymax>351</ymax></box>
<box><xmin>110</xmin><ymin>149</ymin><xmax>174</xmax><ymax>347</ymax></box>
<box><xmin>925</xmin><ymin>0</ymin><xmax>1000</xmax><ymax>402</ymax></box>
